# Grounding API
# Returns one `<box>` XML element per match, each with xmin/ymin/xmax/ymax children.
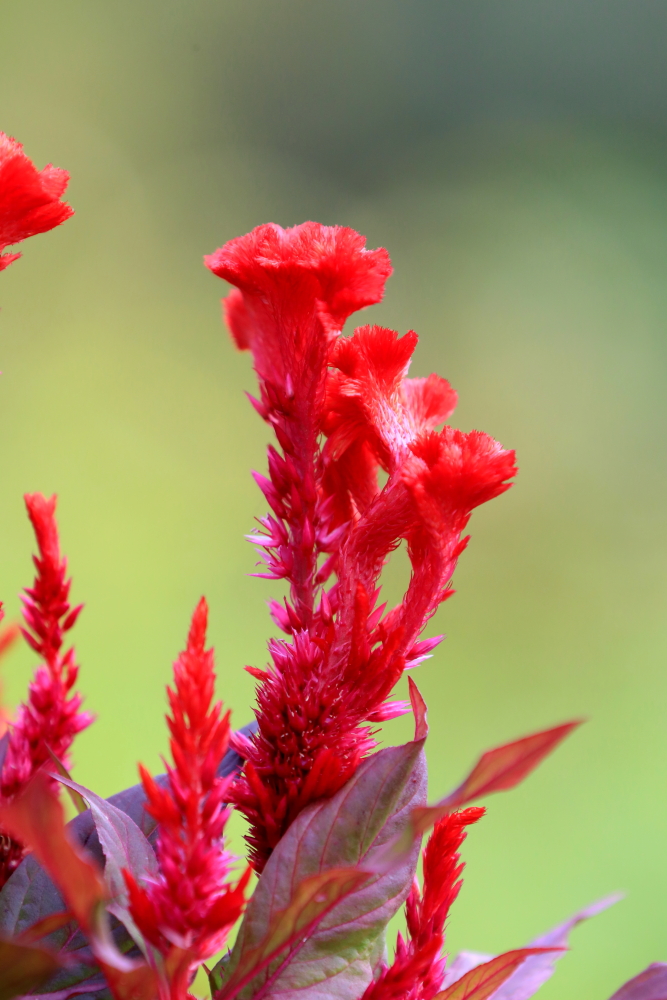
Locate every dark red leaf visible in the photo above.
<box><xmin>411</xmin><ymin>721</ymin><xmax>582</xmax><ymax>839</ymax></box>
<box><xmin>52</xmin><ymin>773</ymin><xmax>158</xmax><ymax>956</ymax></box>
<box><xmin>442</xmin><ymin>721</ymin><xmax>582</xmax><ymax>807</ymax></box>
<box><xmin>0</xmin><ymin>937</ymin><xmax>62</xmax><ymax>1000</ymax></box>
<box><xmin>442</xmin><ymin>895</ymin><xmax>620</xmax><ymax>999</ymax></box>
<box><xmin>374</xmin><ymin>723</ymin><xmax>581</xmax><ymax>872</ymax></box>
<box><xmin>408</xmin><ymin>677</ymin><xmax>428</xmax><ymax>740</ymax></box>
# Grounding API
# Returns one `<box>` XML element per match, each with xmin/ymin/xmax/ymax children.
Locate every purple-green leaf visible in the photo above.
<box><xmin>443</xmin><ymin>895</ymin><xmax>620</xmax><ymax>999</ymax></box>
<box><xmin>607</xmin><ymin>964</ymin><xmax>667</xmax><ymax>1000</ymax></box>
<box><xmin>52</xmin><ymin>775</ymin><xmax>158</xmax><ymax>958</ymax></box>
<box><xmin>212</xmin><ymin>868</ymin><xmax>372</xmax><ymax>1000</ymax></box>
<box><xmin>216</xmin><ymin>737</ymin><xmax>427</xmax><ymax>1000</ymax></box>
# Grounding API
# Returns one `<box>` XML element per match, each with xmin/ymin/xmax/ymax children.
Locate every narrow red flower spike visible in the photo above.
<box><xmin>125</xmin><ymin>599</ymin><xmax>249</xmax><ymax>991</ymax></box>
<box><xmin>206</xmin><ymin>224</ymin><xmax>516</xmax><ymax>872</ymax></box>
<box><xmin>0</xmin><ymin>494</ymin><xmax>91</xmax><ymax>887</ymax></box>
<box><xmin>362</xmin><ymin>808</ymin><xmax>485</xmax><ymax>1000</ymax></box>
<box><xmin>0</xmin><ymin>134</ymin><xmax>73</xmax><ymax>270</ymax></box>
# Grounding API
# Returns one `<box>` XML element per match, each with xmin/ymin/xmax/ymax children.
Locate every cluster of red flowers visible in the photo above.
<box><xmin>0</xmin><ymin>134</ymin><xmax>651</xmax><ymax>1000</ymax></box>
<box><xmin>205</xmin><ymin>223</ymin><xmax>517</xmax><ymax>871</ymax></box>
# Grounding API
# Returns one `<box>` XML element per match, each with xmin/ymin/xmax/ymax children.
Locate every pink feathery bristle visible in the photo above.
<box><xmin>0</xmin><ymin>133</ymin><xmax>73</xmax><ymax>271</ymax></box>
<box><xmin>206</xmin><ymin>223</ymin><xmax>517</xmax><ymax>873</ymax></box>
<box><xmin>126</xmin><ymin>598</ymin><xmax>249</xmax><ymax>973</ymax></box>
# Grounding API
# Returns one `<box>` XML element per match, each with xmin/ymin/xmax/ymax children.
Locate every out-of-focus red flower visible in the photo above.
<box><xmin>125</xmin><ymin>598</ymin><xmax>249</xmax><ymax>989</ymax></box>
<box><xmin>0</xmin><ymin>494</ymin><xmax>91</xmax><ymax>886</ymax></box>
<box><xmin>206</xmin><ymin>223</ymin><xmax>516</xmax><ymax>872</ymax></box>
<box><xmin>0</xmin><ymin>133</ymin><xmax>73</xmax><ymax>270</ymax></box>
<box><xmin>362</xmin><ymin>808</ymin><xmax>485</xmax><ymax>1000</ymax></box>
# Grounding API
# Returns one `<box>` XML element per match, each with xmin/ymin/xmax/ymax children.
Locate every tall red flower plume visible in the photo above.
<box><xmin>362</xmin><ymin>808</ymin><xmax>485</xmax><ymax>1000</ymax></box>
<box><xmin>0</xmin><ymin>134</ymin><xmax>73</xmax><ymax>270</ymax></box>
<box><xmin>206</xmin><ymin>223</ymin><xmax>516</xmax><ymax>872</ymax></box>
<box><xmin>125</xmin><ymin>598</ymin><xmax>249</xmax><ymax>990</ymax></box>
<box><xmin>0</xmin><ymin>494</ymin><xmax>92</xmax><ymax>886</ymax></box>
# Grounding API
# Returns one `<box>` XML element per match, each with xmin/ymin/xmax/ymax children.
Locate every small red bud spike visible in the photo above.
<box><xmin>0</xmin><ymin>495</ymin><xmax>92</xmax><ymax>887</ymax></box>
<box><xmin>362</xmin><ymin>808</ymin><xmax>485</xmax><ymax>1000</ymax></box>
<box><xmin>0</xmin><ymin>133</ymin><xmax>73</xmax><ymax>271</ymax></box>
<box><xmin>125</xmin><ymin>598</ymin><xmax>250</xmax><ymax>993</ymax></box>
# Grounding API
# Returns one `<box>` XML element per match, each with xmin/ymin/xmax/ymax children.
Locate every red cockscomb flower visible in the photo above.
<box><xmin>205</xmin><ymin>224</ymin><xmax>516</xmax><ymax>872</ymax></box>
<box><xmin>0</xmin><ymin>133</ymin><xmax>73</xmax><ymax>270</ymax></box>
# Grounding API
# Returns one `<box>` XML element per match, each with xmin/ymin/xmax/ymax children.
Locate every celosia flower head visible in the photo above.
<box><xmin>206</xmin><ymin>222</ymin><xmax>517</xmax><ymax>872</ymax></box>
<box><xmin>0</xmin><ymin>134</ymin><xmax>73</xmax><ymax>270</ymax></box>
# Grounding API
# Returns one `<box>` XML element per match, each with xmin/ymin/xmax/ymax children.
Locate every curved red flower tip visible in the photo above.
<box><xmin>325</xmin><ymin>325</ymin><xmax>458</xmax><ymax>477</ymax></box>
<box><xmin>404</xmin><ymin>428</ymin><xmax>518</xmax><ymax>517</ymax></box>
<box><xmin>0</xmin><ymin>133</ymin><xmax>73</xmax><ymax>270</ymax></box>
<box><xmin>205</xmin><ymin>221</ymin><xmax>392</xmax><ymax>330</ymax></box>
<box><xmin>323</xmin><ymin>325</ymin><xmax>458</xmax><ymax>530</ymax></box>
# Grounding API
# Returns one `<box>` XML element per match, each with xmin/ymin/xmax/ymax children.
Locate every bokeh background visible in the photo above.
<box><xmin>2</xmin><ymin>2</ymin><xmax>667</xmax><ymax>996</ymax></box>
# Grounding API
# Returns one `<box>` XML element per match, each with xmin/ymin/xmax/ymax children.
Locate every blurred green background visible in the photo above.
<box><xmin>2</xmin><ymin>2</ymin><xmax>667</xmax><ymax>996</ymax></box>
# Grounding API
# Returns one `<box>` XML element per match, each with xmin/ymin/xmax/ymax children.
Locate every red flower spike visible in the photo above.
<box><xmin>0</xmin><ymin>134</ymin><xmax>73</xmax><ymax>270</ymax></box>
<box><xmin>206</xmin><ymin>223</ymin><xmax>516</xmax><ymax>872</ymax></box>
<box><xmin>325</xmin><ymin>325</ymin><xmax>457</xmax><ymax>479</ymax></box>
<box><xmin>127</xmin><ymin>598</ymin><xmax>249</xmax><ymax>983</ymax></box>
<box><xmin>0</xmin><ymin>622</ymin><xmax>21</xmax><ymax>740</ymax></box>
<box><xmin>0</xmin><ymin>494</ymin><xmax>92</xmax><ymax>888</ymax></box>
<box><xmin>362</xmin><ymin>808</ymin><xmax>485</xmax><ymax>1000</ymax></box>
